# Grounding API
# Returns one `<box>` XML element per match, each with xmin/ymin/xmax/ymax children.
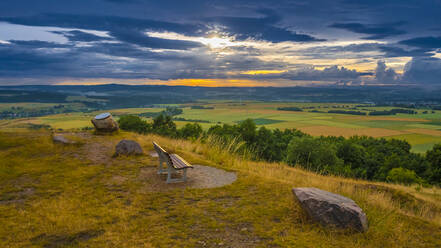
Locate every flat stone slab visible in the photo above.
<box><xmin>189</xmin><ymin>165</ymin><xmax>237</xmax><ymax>189</ymax></box>
<box><xmin>52</xmin><ymin>135</ymin><xmax>76</xmax><ymax>145</ymax></box>
<box><xmin>292</xmin><ymin>187</ymin><xmax>368</xmax><ymax>232</ymax></box>
<box><xmin>147</xmin><ymin>150</ymin><xmax>158</xmax><ymax>158</ymax></box>
<box><xmin>139</xmin><ymin>164</ymin><xmax>237</xmax><ymax>190</ymax></box>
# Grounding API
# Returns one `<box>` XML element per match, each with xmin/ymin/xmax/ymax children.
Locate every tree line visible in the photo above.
<box><xmin>118</xmin><ymin>114</ymin><xmax>441</xmax><ymax>186</ymax></box>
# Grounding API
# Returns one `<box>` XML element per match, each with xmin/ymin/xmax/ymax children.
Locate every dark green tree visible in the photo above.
<box><xmin>426</xmin><ymin>144</ymin><xmax>441</xmax><ymax>184</ymax></box>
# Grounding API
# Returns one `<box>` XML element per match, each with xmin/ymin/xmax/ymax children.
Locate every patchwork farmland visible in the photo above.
<box><xmin>2</xmin><ymin>101</ymin><xmax>441</xmax><ymax>153</ymax></box>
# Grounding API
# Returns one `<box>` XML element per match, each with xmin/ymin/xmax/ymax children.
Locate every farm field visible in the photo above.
<box><xmin>1</xmin><ymin>101</ymin><xmax>441</xmax><ymax>152</ymax></box>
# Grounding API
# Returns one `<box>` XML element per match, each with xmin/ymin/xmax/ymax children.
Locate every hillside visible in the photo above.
<box><xmin>1</xmin><ymin>130</ymin><xmax>441</xmax><ymax>247</ymax></box>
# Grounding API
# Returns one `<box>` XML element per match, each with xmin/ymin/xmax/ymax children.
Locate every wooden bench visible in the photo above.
<box><xmin>152</xmin><ymin>142</ymin><xmax>193</xmax><ymax>183</ymax></box>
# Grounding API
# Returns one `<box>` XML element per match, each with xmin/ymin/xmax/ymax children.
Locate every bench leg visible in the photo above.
<box><xmin>166</xmin><ymin>166</ymin><xmax>189</xmax><ymax>184</ymax></box>
<box><xmin>182</xmin><ymin>168</ymin><xmax>187</xmax><ymax>182</ymax></box>
<box><xmin>166</xmin><ymin>165</ymin><xmax>173</xmax><ymax>183</ymax></box>
<box><xmin>158</xmin><ymin>160</ymin><xmax>167</xmax><ymax>175</ymax></box>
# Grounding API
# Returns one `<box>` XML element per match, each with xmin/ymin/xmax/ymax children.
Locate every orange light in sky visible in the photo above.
<box><xmin>241</xmin><ymin>70</ymin><xmax>287</xmax><ymax>75</ymax></box>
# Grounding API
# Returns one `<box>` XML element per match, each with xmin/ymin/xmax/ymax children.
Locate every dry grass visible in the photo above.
<box><xmin>1</xmin><ymin>130</ymin><xmax>441</xmax><ymax>247</ymax></box>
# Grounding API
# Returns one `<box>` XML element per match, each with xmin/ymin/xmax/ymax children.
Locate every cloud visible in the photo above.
<box><xmin>109</xmin><ymin>28</ymin><xmax>203</xmax><ymax>50</ymax></box>
<box><xmin>51</xmin><ymin>30</ymin><xmax>112</xmax><ymax>42</ymax></box>
<box><xmin>375</xmin><ymin>60</ymin><xmax>398</xmax><ymax>83</ymax></box>
<box><xmin>0</xmin><ymin>13</ymin><xmax>204</xmax><ymax>36</ymax></box>
<box><xmin>104</xmin><ymin>0</ymin><xmax>138</xmax><ymax>3</ymax></box>
<box><xmin>399</xmin><ymin>36</ymin><xmax>441</xmax><ymax>49</ymax></box>
<box><xmin>329</xmin><ymin>22</ymin><xmax>406</xmax><ymax>39</ymax></box>
<box><xmin>204</xmin><ymin>9</ymin><xmax>325</xmax><ymax>43</ymax></box>
<box><xmin>1</xmin><ymin>0</ymin><xmax>441</xmax><ymax>86</ymax></box>
<box><xmin>403</xmin><ymin>57</ymin><xmax>441</xmax><ymax>85</ymax></box>
<box><xmin>378</xmin><ymin>45</ymin><xmax>433</xmax><ymax>58</ymax></box>
<box><xmin>240</xmin><ymin>65</ymin><xmax>364</xmax><ymax>81</ymax></box>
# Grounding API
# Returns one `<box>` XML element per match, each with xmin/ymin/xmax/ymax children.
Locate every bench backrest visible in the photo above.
<box><xmin>153</xmin><ymin>142</ymin><xmax>172</xmax><ymax>165</ymax></box>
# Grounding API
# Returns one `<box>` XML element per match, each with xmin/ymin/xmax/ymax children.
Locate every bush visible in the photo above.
<box><xmin>387</xmin><ymin>167</ymin><xmax>421</xmax><ymax>185</ymax></box>
<box><xmin>277</xmin><ymin>107</ymin><xmax>303</xmax><ymax>112</ymax></box>
<box><xmin>118</xmin><ymin>115</ymin><xmax>151</xmax><ymax>134</ymax></box>
<box><xmin>426</xmin><ymin>144</ymin><xmax>441</xmax><ymax>184</ymax></box>
<box><xmin>152</xmin><ymin>114</ymin><xmax>177</xmax><ymax>137</ymax></box>
<box><xmin>286</xmin><ymin>136</ymin><xmax>343</xmax><ymax>174</ymax></box>
<box><xmin>178</xmin><ymin>123</ymin><xmax>203</xmax><ymax>140</ymax></box>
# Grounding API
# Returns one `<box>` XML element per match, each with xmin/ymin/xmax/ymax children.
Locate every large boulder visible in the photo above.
<box><xmin>292</xmin><ymin>187</ymin><xmax>368</xmax><ymax>232</ymax></box>
<box><xmin>91</xmin><ymin>113</ymin><xmax>119</xmax><ymax>133</ymax></box>
<box><xmin>115</xmin><ymin>140</ymin><xmax>143</xmax><ymax>156</ymax></box>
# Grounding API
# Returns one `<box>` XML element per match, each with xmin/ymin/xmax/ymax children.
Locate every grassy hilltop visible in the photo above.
<box><xmin>1</xmin><ymin>129</ymin><xmax>441</xmax><ymax>247</ymax></box>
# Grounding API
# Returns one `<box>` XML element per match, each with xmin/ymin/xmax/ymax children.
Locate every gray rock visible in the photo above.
<box><xmin>91</xmin><ymin>113</ymin><xmax>119</xmax><ymax>133</ymax></box>
<box><xmin>52</xmin><ymin>135</ymin><xmax>76</xmax><ymax>145</ymax></box>
<box><xmin>292</xmin><ymin>187</ymin><xmax>368</xmax><ymax>232</ymax></box>
<box><xmin>115</xmin><ymin>140</ymin><xmax>143</xmax><ymax>156</ymax></box>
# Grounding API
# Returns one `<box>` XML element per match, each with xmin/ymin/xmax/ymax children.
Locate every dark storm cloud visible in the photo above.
<box><xmin>399</xmin><ymin>36</ymin><xmax>441</xmax><ymax>49</ymax></box>
<box><xmin>104</xmin><ymin>0</ymin><xmax>138</xmax><ymax>3</ymax></box>
<box><xmin>109</xmin><ymin>29</ymin><xmax>203</xmax><ymax>50</ymax></box>
<box><xmin>0</xmin><ymin>13</ymin><xmax>204</xmax><ymax>36</ymax></box>
<box><xmin>51</xmin><ymin>30</ymin><xmax>112</xmax><ymax>42</ymax></box>
<box><xmin>378</xmin><ymin>46</ymin><xmax>433</xmax><ymax>58</ymax></box>
<box><xmin>0</xmin><ymin>44</ymin><xmax>74</xmax><ymax>76</ymax></box>
<box><xmin>8</xmin><ymin>40</ymin><xmax>71</xmax><ymax>48</ymax></box>
<box><xmin>329</xmin><ymin>22</ymin><xmax>406</xmax><ymax>40</ymax></box>
<box><xmin>403</xmin><ymin>57</ymin><xmax>441</xmax><ymax>85</ymax></box>
<box><xmin>0</xmin><ymin>14</ymin><xmax>205</xmax><ymax>49</ymax></box>
<box><xmin>1</xmin><ymin>0</ymin><xmax>441</xmax><ymax>85</ymax></box>
<box><xmin>205</xmin><ymin>9</ymin><xmax>325</xmax><ymax>42</ymax></box>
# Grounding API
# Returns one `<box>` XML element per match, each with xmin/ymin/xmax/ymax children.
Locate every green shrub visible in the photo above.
<box><xmin>387</xmin><ymin>167</ymin><xmax>421</xmax><ymax>185</ymax></box>
<box><xmin>178</xmin><ymin>123</ymin><xmax>203</xmax><ymax>140</ymax></box>
<box><xmin>118</xmin><ymin>115</ymin><xmax>151</xmax><ymax>134</ymax></box>
<box><xmin>286</xmin><ymin>136</ymin><xmax>343</xmax><ymax>174</ymax></box>
<box><xmin>426</xmin><ymin>144</ymin><xmax>441</xmax><ymax>184</ymax></box>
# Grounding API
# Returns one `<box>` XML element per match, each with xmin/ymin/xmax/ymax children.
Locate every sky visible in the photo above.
<box><xmin>0</xmin><ymin>0</ymin><xmax>440</xmax><ymax>87</ymax></box>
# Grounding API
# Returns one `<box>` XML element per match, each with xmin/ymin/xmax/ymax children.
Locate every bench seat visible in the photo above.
<box><xmin>169</xmin><ymin>154</ymin><xmax>193</xmax><ymax>170</ymax></box>
<box><xmin>153</xmin><ymin>142</ymin><xmax>193</xmax><ymax>183</ymax></box>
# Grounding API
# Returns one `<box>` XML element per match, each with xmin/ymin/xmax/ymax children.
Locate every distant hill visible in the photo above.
<box><xmin>1</xmin><ymin>85</ymin><xmax>441</xmax><ymax>109</ymax></box>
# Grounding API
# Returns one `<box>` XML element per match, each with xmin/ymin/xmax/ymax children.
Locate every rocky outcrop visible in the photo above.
<box><xmin>292</xmin><ymin>187</ymin><xmax>368</xmax><ymax>232</ymax></box>
<box><xmin>91</xmin><ymin>113</ymin><xmax>119</xmax><ymax>133</ymax></box>
<box><xmin>114</xmin><ymin>140</ymin><xmax>143</xmax><ymax>156</ymax></box>
<box><xmin>52</xmin><ymin>134</ymin><xmax>76</xmax><ymax>145</ymax></box>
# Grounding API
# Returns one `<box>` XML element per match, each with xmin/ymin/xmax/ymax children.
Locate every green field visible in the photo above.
<box><xmin>1</xmin><ymin>102</ymin><xmax>441</xmax><ymax>153</ymax></box>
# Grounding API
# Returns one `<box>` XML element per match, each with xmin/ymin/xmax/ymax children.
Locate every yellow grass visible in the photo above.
<box><xmin>1</xmin><ymin>130</ymin><xmax>441</xmax><ymax>247</ymax></box>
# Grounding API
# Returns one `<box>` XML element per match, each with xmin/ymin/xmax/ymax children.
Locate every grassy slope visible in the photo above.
<box><xmin>1</xmin><ymin>130</ymin><xmax>440</xmax><ymax>247</ymax></box>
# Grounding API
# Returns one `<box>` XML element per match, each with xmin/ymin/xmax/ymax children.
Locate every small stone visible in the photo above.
<box><xmin>114</xmin><ymin>140</ymin><xmax>143</xmax><ymax>156</ymax></box>
<box><xmin>240</xmin><ymin>228</ymin><xmax>248</xmax><ymax>232</ymax></box>
<box><xmin>292</xmin><ymin>187</ymin><xmax>368</xmax><ymax>232</ymax></box>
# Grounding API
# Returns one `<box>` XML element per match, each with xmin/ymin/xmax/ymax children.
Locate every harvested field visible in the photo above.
<box><xmin>298</xmin><ymin>126</ymin><xmax>405</xmax><ymax>138</ymax></box>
